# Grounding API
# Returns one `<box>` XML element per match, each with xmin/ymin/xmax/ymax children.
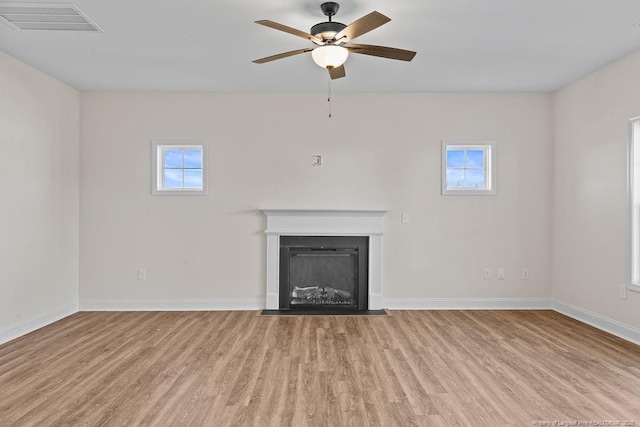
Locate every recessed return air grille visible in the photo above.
<box><xmin>0</xmin><ymin>3</ymin><xmax>102</xmax><ymax>31</ymax></box>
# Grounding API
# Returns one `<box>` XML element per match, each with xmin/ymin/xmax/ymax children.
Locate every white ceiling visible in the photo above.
<box><xmin>1</xmin><ymin>0</ymin><xmax>640</xmax><ymax>92</ymax></box>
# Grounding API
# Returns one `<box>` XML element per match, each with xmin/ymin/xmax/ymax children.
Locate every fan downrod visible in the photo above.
<box><xmin>312</xmin><ymin>2</ymin><xmax>346</xmax><ymax>40</ymax></box>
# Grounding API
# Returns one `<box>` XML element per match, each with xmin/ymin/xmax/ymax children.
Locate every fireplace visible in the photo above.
<box><xmin>261</xmin><ymin>209</ymin><xmax>388</xmax><ymax>311</ymax></box>
<box><xmin>279</xmin><ymin>236</ymin><xmax>368</xmax><ymax>311</ymax></box>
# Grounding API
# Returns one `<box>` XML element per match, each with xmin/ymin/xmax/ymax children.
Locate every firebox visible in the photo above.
<box><xmin>279</xmin><ymin>236</ymin><xmax>368</xmax><ymax>311</ymax></box>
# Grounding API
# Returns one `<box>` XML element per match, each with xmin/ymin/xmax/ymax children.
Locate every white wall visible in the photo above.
<box><xmin>79</xmin><ymin>92</ymin><xmax>552</xmax><ymax>306</ymax></box>
<box><xmin>0</xmin><ymin>51</ymin><xmax>79</xmax><ymax>340</ymax></box>
<box><xmin>1</xmin><ymin>40</ymin><xmax>637</xmax><ymax>340</ymax></box>
<box><xmin>553</xmin><ymin>49</ymin><xmax>640</xmax><ymax>329</ymax></box>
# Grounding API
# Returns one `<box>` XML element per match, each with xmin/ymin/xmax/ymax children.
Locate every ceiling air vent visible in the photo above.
<box><xmin>0</xmin><ymin>3</ymin><xmax>102</xmax><ymax>32</ymax></box>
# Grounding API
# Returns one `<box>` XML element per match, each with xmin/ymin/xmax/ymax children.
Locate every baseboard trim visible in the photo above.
<box><xmin>79</xmin><ymin>298</ymin><xmax>266</xmax><ymax>311</ymax></box>
<box><xmin>383</xmin><ymin>297</ymin><xmax>552</xmax><ymax>310</ymax></box>
<box><xmin>552</xmin><ymin>298</ymin><xmax>640</xmax><ymax>346</ymax></box>
<box><xmin>4</xmin><ymin>298</ymin><xmax>637</xmax><ymax>347</ymax></box>
<box><xmin>81</xmin><ymin>297</ymin><xmax>551</xmax><ymax>312</ymax></box>
<box><xmin>0</xmin><ymin>301</ymin><xmax>79</xmax><ymax>346</ymax></box>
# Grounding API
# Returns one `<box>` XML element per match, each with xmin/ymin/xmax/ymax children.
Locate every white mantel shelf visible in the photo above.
<box><xmin>260</xmin><ymin>209</ymin><xmax>389</xmax><ymax>310</ymax></box>
<box><xmin>262</xmin><ymin>209</ymin><xmax>388</xmax><ymax>236</ymax></box>
<box><xmin>261</xmin><ymin>209</ymin><xmax>388</xmax><ymax>215</ymax></box>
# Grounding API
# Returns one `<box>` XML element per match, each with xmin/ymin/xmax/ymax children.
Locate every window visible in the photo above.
<box><xmin>629</xmin><ymin>118</ymin><xmax>640</xmax><ymax>292</ymax></box>
<box><xmin>152</xmin><ymin>140</ymin><xmax>208</xmax><ymax>195</ymax></box>
<box><xmin>441</xmin><ymin>141</ymin><xmax>496</xmax><ymax>195</ymax></box>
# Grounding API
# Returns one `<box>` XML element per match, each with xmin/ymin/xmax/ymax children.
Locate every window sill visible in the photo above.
<box><xmin>442</xmin><ymin>190</ymin><xmax>497</xmax><ymax>196</ymax></box>
<box><xmin>628</xmin><ymin>284</ymin><xmax>640</xmax><ymax>293</ymax></box>
<box><xmin>152</xmin><ymin>190</ymin><xmax>208</xmax><ymax>196</ymax></box>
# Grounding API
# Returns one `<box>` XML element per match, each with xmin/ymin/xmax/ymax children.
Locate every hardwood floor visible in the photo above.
<box><xmin>0</xmin><ymin>310</ymin><xmax>639</xmax><ymax>426</ymax></box>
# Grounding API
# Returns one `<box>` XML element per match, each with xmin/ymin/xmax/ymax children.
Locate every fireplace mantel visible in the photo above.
<box><xmin>261</xmin><ymin>209</ymin><xmax>388</xmax><ymax>310</ymax></box>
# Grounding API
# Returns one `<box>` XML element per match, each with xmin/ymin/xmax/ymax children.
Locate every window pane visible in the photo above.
<box><xmin>446</xmin><ymin>150</ymin><xmax>465</xmax><ymax>168</ymax></box>
<box><xmin>466</xmin><ymin>149</ymin><xmax>485</xmax><ymax>168</ymax></box>
<box><xmin>183</xmin><ymin>169</ymin><xmax>203</xmax><ymax>188</ymax></box>
<box><xmin>164</xmin><ymin>150</ymin><xmax>183</xmax><ymax>168</ymax></box>
<box><xmin>164</xmin><ymin>169</ymin><xmax>183</xmax><ymax>188</ymax></box>
<box><xmin>466</xmin><ymin>169</ymin><xmax>485</xmax><ymax>188</ymax></box>
<box><xmin>183</xmin><ymin>149</ymin><xmax>202</xmax><ymax>168</ymax></box>
<box><xmin>442</xmin><ymin>141</ymin><xmax>495</xmax><ymax>195</ymax></box>
<box><xmin>446</xmin><ymin>168</ymin><xmax>465</xmax><ymax>189</ymax></box>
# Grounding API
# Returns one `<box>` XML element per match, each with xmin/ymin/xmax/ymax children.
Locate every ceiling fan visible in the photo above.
<box><xmin>252</xmin><ymin>2</ymin><xmax>417</xmax><ymax>80</ymax></box>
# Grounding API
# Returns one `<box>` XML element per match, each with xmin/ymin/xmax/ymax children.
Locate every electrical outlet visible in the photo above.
<box><xmin>483</xmin><ymin>268</ymin><xmax>491</xmax><ymax>280</ymax></box>
<box><xmin>522</xmin><ymin>268</ymin><xmax>529</xmax><ymax>279</ymax></box>
<box><xmin>138</xmin><ymin>268</ymin><xmax>147</xmax><ymax>281</ymax></box>
<box><xmin>401</xmin><ymin>213</ymin><xmax>410</xmax><ymax>224</ymax></box>
<box><xmin>497</xmin><ymin>268</ymin><xmax>505</xmax><ymax>280</ymax></box>
<box><xmin>620</xmin><ymin>284</ymin><xmax>628</xmax><ymax>300</ymax></box>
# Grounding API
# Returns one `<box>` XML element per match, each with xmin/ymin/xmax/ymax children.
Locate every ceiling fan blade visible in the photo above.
<box><xmin>334</xmin><ymin>11</ymin><xmax>390</xmax><ymax>42</ymax></box>
<box><xmin>328</xmin><ymin>65</ymin><xmax>346</xmax><ymax>80</ymax></box>
<box><xmin>347</xmin><ymin>44</ymin><xmax>417</xmax><ymax>62</ymax></box>
<box><xmin>253</xmin><ymin>48</ymin><xmax>313</xmax><ymax>64</ymax></box>
<box><xmin>255</xmin><ymin>20</ymin><xmax>323</xmax><ymax>44</ymax></box>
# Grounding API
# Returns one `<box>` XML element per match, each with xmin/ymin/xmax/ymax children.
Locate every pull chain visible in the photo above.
<box><xmin>328</xmin><ymin>76</ymin><xmax>332</xmax><ymax>118</ymax></box>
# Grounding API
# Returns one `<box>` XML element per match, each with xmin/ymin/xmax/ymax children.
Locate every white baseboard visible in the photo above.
<box><xmin>81</xmin><ymin>297</ymin><xmax>550</xmax><ymax>312</ymax></box>
<box><xmin>0</xmin><ymin>301</ymin><xmax>78</xmax><ymax>346</ymax></box>
<box><xmin>552</xmin><ymin>298</ymin><xmax>640</xmax><ymax>346</ymax></box>
<box><xmin>4</xmin><ymin>298</ymin><xmax>638</xmax><ymax>349</ymax></box>
<box><xmin>79</xmin><ymin>298</ymin><xmax>266</xmax><ymax>311</ymax></box>
<box><xmin>383</xmin><ymin>297</ymin><xmax>552</xmax><ymax>310</ymax></box>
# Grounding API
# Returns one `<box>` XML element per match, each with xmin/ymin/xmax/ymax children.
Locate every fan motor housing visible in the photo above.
<box><xmin>310</xmin><ymin>21</ymin><xmax>347</xmax><ymax>41</ymax></box>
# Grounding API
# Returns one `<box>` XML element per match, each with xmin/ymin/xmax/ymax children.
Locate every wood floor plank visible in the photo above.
<box><xmin>0</xmin><ymin>310</ymin><xmax>639</xmax><ymax>426</ymax></box>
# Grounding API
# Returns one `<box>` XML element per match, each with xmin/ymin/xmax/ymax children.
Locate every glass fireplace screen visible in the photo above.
<box><xmin>289</xmin><ymin>249</ymin><xmax>358</xmax><ymax>307</ymax></box>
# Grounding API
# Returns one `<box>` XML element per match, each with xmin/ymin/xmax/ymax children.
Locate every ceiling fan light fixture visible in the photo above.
<box><xmin>312</xmin><ymin>45</ymin><xmax>349</xmax><ymax>68</ymax></box>
<box><xmin>253</xmin><ymin>3</ymin><xmax>416</xmax><ymax>81</ymax></box>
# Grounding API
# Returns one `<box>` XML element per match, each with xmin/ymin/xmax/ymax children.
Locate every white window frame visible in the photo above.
<box><xmin>441</xmin><ymin>141</ymin><xmax>496</xmax><ymax>195</ymax></box>
<box><xmin>152</xmin><ymin>140</ymin><xmax>208</xmax><ymax>195</ymax></box>
<box><xmin>628</xmin><ymin>118</ymin><xmax>640</xmax><ymax>293</ymax></box>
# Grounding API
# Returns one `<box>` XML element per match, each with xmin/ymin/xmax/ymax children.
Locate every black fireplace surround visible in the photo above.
<box><xmin>279</xmin><ymin>236</ymin><xmax>368</xmax><ymax>311</ymax></box>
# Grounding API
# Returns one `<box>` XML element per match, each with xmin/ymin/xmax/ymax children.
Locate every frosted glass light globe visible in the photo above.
<box><xmin>311</xmin><ymin>45</ymin><xmax>349</xmax><ymax>68</ymax></box>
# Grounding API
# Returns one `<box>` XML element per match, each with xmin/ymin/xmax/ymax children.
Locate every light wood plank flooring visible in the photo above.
<box><xmin>1</xmin><ymin>310</ymin><xmax>639</xmax><ymax>426</ymax></box>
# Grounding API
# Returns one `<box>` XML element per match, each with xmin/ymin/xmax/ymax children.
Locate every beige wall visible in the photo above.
<box><xmin>553</xmin><ymin>49</ymin><xmax>640</xmax><ymax>329</ymax></box>
<box><xmin>2</xmin><ymin>41</ymin><xmax>638</xmax><ymax>338</ymax></box>
<box><xmin>0</xmin><ymin>51</ymin><xmax>79</xmax><ymax>331</ymax></box>
<box><xmin>79</xmin><ymin>92</ymin><xmax>552</xmax><ymax>304</ymax></box>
